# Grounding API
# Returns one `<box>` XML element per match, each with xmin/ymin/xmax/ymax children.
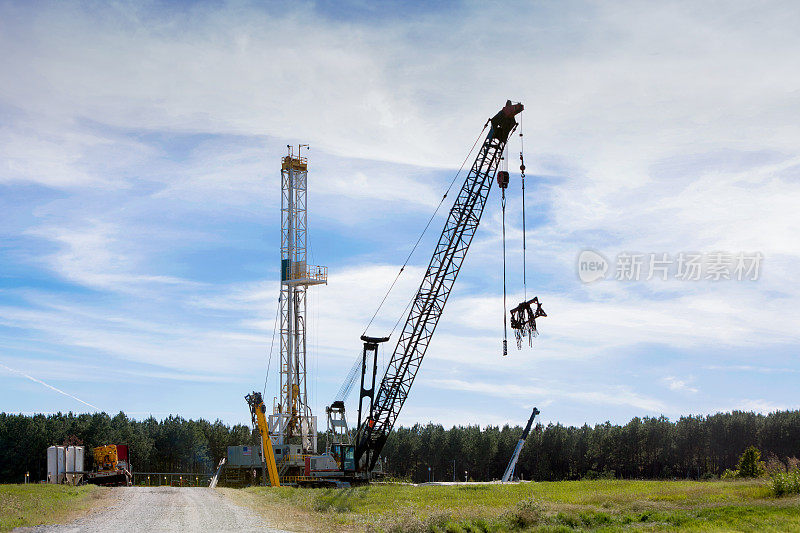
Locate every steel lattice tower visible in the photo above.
<box><xmin>270</xmin><ymin>146</ymin><xmax>326</xmax><ymax>453</ymax></box>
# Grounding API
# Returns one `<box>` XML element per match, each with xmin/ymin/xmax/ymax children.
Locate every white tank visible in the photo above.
<box><xmin>47</xmin><ymin>446</ymin><xmax>57</xmax><ymax>483</ymax></box>
<box><xmin>65</xmin><ymin>446</ymin><xmax>84</xmax><ymax>485</ymax></box>
<box><xmin>47</xmin><ymin>445</ymin><xmax>85</xmax><ymax>484</ymax></box>
<box><xmin>47</xmin><ymin>446</ymin><xmax>63</xmax><ymax>484</ymax></box>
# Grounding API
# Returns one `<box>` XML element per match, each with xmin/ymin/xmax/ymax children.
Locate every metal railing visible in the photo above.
<box><xmin>132</xmin><ymin>472</ymin><xmax>212</xmax><ymax>486</ymax></box>
<box><xmin>286</xmin><ymin>263</ymin><xmax>327</xmax><ymax>284</ymax></box>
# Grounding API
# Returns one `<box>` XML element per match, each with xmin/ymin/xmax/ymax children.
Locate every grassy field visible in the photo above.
<box><xmin>223</xmin><ymin>479</ymin><xmax>800</xmax><ymax>532</ymax></box>
<box><xmin>0</xmin><ymin>484</ymin><xmax>107</xmax><ymax>531</ymax></box>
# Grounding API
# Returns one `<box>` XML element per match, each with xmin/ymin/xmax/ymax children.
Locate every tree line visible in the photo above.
<box><xmin>0</xmin><ymin>411</ymin><xmax>254</xmax><ymax>482</ymax></box>
<box><xmin>382</xmin><ymin>410</ymin><xmax>800</xmax><ymax>482</ymax></box>
<box><xmin>1</xmin><ymin>409</ymin><xmax>799</xmax><ymax>483</ymax></box>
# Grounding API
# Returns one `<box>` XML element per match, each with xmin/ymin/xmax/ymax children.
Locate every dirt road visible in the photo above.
<box><xmin>29</xmin><ymin>487</ymin><xmax>291</xmax><ymax>532</ymax></box>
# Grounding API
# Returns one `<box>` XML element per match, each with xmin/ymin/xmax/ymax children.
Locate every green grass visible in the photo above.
<box><xmin>0</xmin><ymin>484</ymin><xmax>105</xmax><ymax>531</ymax></box>
<box><xmin>224</xmin><ymin>479</ymin><xmax>800</xmax><ymax>532</ymax></box>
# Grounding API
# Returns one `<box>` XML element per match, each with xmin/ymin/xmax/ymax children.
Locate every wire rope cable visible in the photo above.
<box><xmin>501</xmin><ymin>142</ymin><xmax>509</xmax><ymax>356</ymax></box>
<box><xmin>501</xmin><ymin>187</ymin><xmax>508</xmax><ymax>356</ymax></box>
<box><xmin>519</xmin><ymin>117</ymin><xmax>528</xmax><ymax>299</ymax></box>
<box><xmin>361</xmin><ymin>121</ymin><xmax>489</xmax><ymax>337</ymax></box>
<box><xmin>262</xmin><ymin>292</ymin><xmax>282</xmax><ymax>398</ymax></box>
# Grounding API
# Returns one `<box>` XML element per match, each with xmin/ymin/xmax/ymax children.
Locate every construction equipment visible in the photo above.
<box><xmin>85</xmin><ymin>444</ymin><xmax>132</xmax><ymax>486</ymax></box>
<box><xmin>501</xmin><ymin>407</ymin><xmax>539</xmax><ymax>482</ymax></box>
<box><xmin>353</xmin><ymin>100</ymin><xmax>526</xmax><ymax>473</ymax></box>
<box><xmin>250</xmin><ymin>100</ymin><xmax>542</xmax><ymax>486</ymax></box>
<box><xmin>245</xmin><ymin>391</ymin><xmax>281</xmax><ymax>487</ymax></box>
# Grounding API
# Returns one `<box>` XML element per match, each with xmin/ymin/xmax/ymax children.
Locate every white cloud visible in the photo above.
<box><xmin>426</xmin><ymin>378</ymin><xmax>666</xmax><ymax>413</ymax></box>
<box><xmin>25</xmin><ymin>221</ymin><xmax>196</xmax><ymax>291</ymax></box>
<box><xmin>735</xmin><ymin>399</ymin><xmax>792</xmax><ymax>414</ymax></box>
<box><xmin>1</xmin><ymin>1</ymin><xmax>800</xmax><ymax>425</ymax></box>
<box><xmin>662</xmin><ymin>376</ymin><xmax>698</xmax><ymax>394</ymax></box>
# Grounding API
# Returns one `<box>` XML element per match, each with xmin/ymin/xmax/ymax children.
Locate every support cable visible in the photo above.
<box><xmin>500</xmin><ymin>142</ymin><xmax>510</xmax><ymax>356</ymax></box>
<box><xmin>262</xmin><ymin>292</ymin><xmax>282</xmax><ymax>398</ymax></box>
<box><xmin>501</xmin><ymin>187</ymin><xmax>508</xmax><ymax>356</ymax></box>
<box><xmin>519</xmin><ymin>122</ymin><xmax>527</xmax><ymax>300</ymax></box>
<box><xmin>361</xmin><ymin>121</ymin><xmax>489</xmax><ymax>337</ymax></box>
<box><xmin>335</xmin><ymin>350</ymin><xmax>363</xmax><ymax>402</ymax></box>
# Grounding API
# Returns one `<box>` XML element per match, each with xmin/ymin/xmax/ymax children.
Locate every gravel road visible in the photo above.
<box><xmin>27</xmin><ymin>487</ymin><xmax>290</xmax><ymax>532</ymax></box>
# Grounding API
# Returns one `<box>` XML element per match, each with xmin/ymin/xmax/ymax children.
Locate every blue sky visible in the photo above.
<box><xmin>1</xmin><ymin>1</ymin><xmax>799</xmax><ymax>429</ymax></box>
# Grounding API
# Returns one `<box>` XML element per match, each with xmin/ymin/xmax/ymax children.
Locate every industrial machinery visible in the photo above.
<box><xmin>501</xmin><ymin>407</ymin><xmax>539</xmax><ymax>482</ymax></box>
<box><xmin>245</xmin><ymin>391</ymin><xmax>281</xmax><ymax>486</ymax></box>
<box><xmin>85</xmin><ymin>444</ymin><xmax>132</xmax><ymax>486</ymax></box>
<box><xmin>250</xmin><ymin>100</ymin><xmax>542</xmax><ymax>486</ymax></box>
<box><xmin>352</xmin><ymin>100</ymin><xmax>526</xmax><ymax>474</ymax></box>
<box><xmin>271</xmin><ymin>146</ymin><xmax>325</xmax><ymax>455</ymax></box>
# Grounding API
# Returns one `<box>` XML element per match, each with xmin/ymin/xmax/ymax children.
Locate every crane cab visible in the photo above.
<box><xmin>330</xmin><ymin>444</ymin><xmax>356</xmax><ymax>472</ymax></box>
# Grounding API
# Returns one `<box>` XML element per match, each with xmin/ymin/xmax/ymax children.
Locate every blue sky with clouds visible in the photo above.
<box><xmin>1</xmin><ymin>1</ymin><xmax>799</xmax><ymax>429</ymax></box>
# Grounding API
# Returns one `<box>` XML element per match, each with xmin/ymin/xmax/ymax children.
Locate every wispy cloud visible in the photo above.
<box><xmin>426</xmin><ymin>378</ymin><xmax>666</xmax><ymax>413</ymax></box>
<box><xmin>735</xmin><ymin>399</ymin><xmax>793</xmax><ymax>414</ymax></box>
<box><xmin>662</xmin><ymin>376</ymin><xmax>698</xmax><ymax>394</ymax></box>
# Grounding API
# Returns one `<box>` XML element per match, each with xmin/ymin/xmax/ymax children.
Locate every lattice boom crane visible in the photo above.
<box><xmin>354</xmin><ymin>100</ymin><xmax>524</xmax><ymax>471</ymax></box>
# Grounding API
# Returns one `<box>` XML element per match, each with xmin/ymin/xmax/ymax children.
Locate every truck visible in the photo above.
<box><xmin>84</xmin><ymin>444</ymin><xmax>132</xmax><ymax>486</ymax></box>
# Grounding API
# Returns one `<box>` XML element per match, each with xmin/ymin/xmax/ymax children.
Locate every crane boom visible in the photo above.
<box><xmin>245</xmin><ymin>391</ymin><xmax>281</xmax><ymax>487</ymax></box>
<box><xmin>501</xmin><ymin>407</ymin><xmax>539</xmax><ymax>482</ymax></box>
<box><xmin>355</xmin><ymin>101</ymin><xmax>524</xmax><ymax>470</ymax></box>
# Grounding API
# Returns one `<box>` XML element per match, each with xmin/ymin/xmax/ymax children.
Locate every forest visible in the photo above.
<box><xmin>1</xmin><ymin>409</ymin><xmax>799</xmax><ymax>484</ymax></box>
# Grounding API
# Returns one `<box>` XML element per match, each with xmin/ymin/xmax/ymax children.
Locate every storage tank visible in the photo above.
<box><xmin>47</xmin><ymin>445</ymin><xmax>85</xmax><ymax>484</ymax></box>
<box><xmin>65</xmin><ymin>446</ymin><xmax>84</xmax><ymax>485</ymax></box>
<box><xmin>47</xmin><ymin>446</ymin><xmax>60</xmax><ymax>484</ymax></box>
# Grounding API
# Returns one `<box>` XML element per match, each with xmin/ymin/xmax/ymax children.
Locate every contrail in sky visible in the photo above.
<box><xmin>0</xmin><ymin>362</ymin><xmax>100</xmax><ymax>412</ymax></box>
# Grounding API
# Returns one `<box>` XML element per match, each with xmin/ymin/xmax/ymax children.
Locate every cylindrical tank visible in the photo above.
<box><xmin>47</xmin><ymin>445</ymin><xmax>85</xmax><ymax>484</ymax></box>
<box><xmin>47</xmin><ymin>446</ymin><xmax>59</xmax><ymax>484</ymax></box>
<box><xmin>65</xmin><ymin>446</ymin><xmax>84</xmax><ymax>485</ymax></box>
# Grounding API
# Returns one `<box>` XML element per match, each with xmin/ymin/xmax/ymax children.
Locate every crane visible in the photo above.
<box><xmin>245</xmin><ymin>391</ymin><xmax>281</xmax><ymax>486</ymax></box>
<box><xmin>501</xmin><ymin>407</ymin><xmax>539</xmax><ymax>482</ymax></box>
<box><xmin>353</xmin><ymin>100</ymin><xmax>525</xmax><ymax>472</ymax></box>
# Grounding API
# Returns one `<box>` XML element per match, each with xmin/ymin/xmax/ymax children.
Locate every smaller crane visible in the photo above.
<box><xmin>245</xmin><ymin>391</ymin><xmax>281</xmax><ymax>487</ymax></box>
<box><xmin>501</xmin><ymin>407</ymin><xmax>539</xmax><ymax>482</ymax></box>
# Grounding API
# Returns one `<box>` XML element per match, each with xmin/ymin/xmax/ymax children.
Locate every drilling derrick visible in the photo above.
<box><xmin>271</xmin><ymin>146</ymin><xmax>327</xmax><ymax>454</ymax></box>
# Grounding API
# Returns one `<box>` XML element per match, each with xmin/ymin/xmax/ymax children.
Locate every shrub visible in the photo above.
<box><xmin>764</xmin><ymin>454</ymin><xmax>786</xmax><ymax>476</ymax></box>
<box><xmin>504</xmin><ymin>497</ymin><xmax>545</xmax><ymax>528</ymax></box>
<box><xmin>736</xmin><ymin>446</ymin><xmax>766</xmax><ymax>478</ymax></box>
<box><xmin>770</xmin><ymin>468</ymin><xmax>800</xmax><ymax>497</ymax></box>
<box><xmin>583</xmin><ymin>469</ymin><xmax>615</xmax><ymax>480</ymax></box>
<box><xmin>721</xmin><ymin>469</ymin><xmax>739</xmax><ymax>480</ymax></box>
